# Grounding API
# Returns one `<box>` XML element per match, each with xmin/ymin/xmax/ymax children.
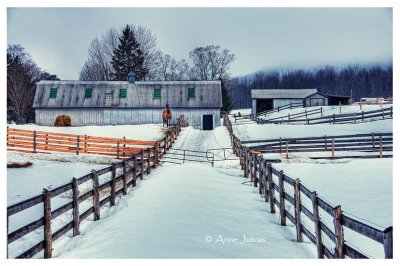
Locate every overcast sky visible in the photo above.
<box><xmin>7</xmin><ymin>7</ymin><xmax>392</xmax><ymax>80</ymax></box>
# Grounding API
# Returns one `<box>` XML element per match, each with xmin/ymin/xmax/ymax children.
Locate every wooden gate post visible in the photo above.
<box><xmin>294</xmin><ymin>179</ymin><xmax>303</xmax><ymax>242</ymax></box>
<box><xmin>140</xmin><ymin>150</ymin><xmax>144</xmax><ymax>180</ymax></box>
<box><xmin>333</xmin><ymin>205</ymin><xmax>344</xmax><ymax>258</ymax></box>
<box><xmin>72</xmin><ymin>177</ymin><xmax>80</xmax><ymax>237</ymax></box>
<box><xmin>110</xmin><ymin>163</ymin><xmax>116</xmax><ymax>206</ymax></box>
<box><xmin>331</xmin><ymin>139</ymin><xmax>335</xmax><ymax>159</ymax></box>
<box><xmin>92</xmin><ymin>170</ymin><xmax>100</xmax><ymax>221</ymax></box>
<box><xmin>311</xmin><ymin>191</ymin><xmax>324</xmax><ymax>258</ymax></box>
<box><xmin>258</xmin><ymin>158</ymin><xmax>263</xmax><ymax>194</ymax></box>
<box><xmin>379</xmin><ymin>136</ymin><xmax>383</xmax><ymax>159</ymax></box>
<box><xmin>267</xmin><ymin>163</ymin><xmax>275</xmax><ymax>213</ymax></box>
<box><xmin>383</xmin><ymin>226</ymin><xmax>393</xmax><ymax>259</ymax></box>
<box><xmin>278</xmin><ymin>170</ymin><xmax>286</xmax><ymax>226</ymax></box>
<box><xmin>262</xmin><ymin>160</ymin><xmax>269</xmax><ymax>202</ymax></box>
<box><xmin>243</xmin><ymin>147</ymin><xmax>248</xmax><ymax>177</ymax></box>
<box><xmin>154</xmin><ymin>143</ymin><xmax>159</xmax><ymax>167</ymax></box>
<box><xmin>33</xmin><ymin>130</ymin><xmax>37</xmax><ymax>153</ymax></box>
<box><xmin>146</xmin><ymin>148</ymin><xmax>151</xmax><ymax>175</ymax></box>
<box><xmin>253</xmin><ymin>153</ymin><xmax>258</xmax><ymax>187</ymax></box>
<box><xmin>43</xmin><ymin>188</ymin><xmax>52</xmax><ymax>259</ymax></box>
<box><xmin>76</xmin><ymin>136</ymin><xmax>80</xmax><ymax>155</ymax></box>
<box><xmin>132</xmin><ymin>155</ymin><xmax>137</xmax><ymax>187</ymax></box>
<box><xmin>123</xmin><ymin>160</ymin><xmax>128</xmax><ymax>195</ymax></box>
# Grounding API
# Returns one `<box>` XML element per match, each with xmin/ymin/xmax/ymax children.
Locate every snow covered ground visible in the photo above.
<box><xmin>229</xmin><ymin>105</ymin><xmax>393</xmax><ymax>258</ymax></box>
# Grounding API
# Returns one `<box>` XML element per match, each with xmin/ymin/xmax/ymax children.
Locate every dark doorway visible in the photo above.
<box><xmin>202</xmin><ymin>115</ymin><xmax>213</xmax><ymax>130</ymax></box>
<box><xmin>256</xmin><ymin>99</ymin><xmax>273</xmax><ymax>113</ymax></box>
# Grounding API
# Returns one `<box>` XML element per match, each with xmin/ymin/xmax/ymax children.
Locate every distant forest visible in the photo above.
<box><xmin>227</xmin><ymin>65</ymin><xmax>393</xmax><ymax>109</ymax></box>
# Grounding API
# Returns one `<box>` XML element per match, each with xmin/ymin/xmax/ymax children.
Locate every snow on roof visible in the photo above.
<box><xmin>251</xmin><ymin>89</ymin><xmax>318</xmax><ymax>99</ymax></box>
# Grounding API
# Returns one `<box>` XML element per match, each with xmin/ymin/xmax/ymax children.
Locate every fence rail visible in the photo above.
<box><xmin>256</xmin><ymin>106</ymin><xmax>393</xmax><ymax>125</ymax></box>
<box><xmin>223</xmin><ymin>115</ymin><xmax>393</xmax><ymax>259</ymax></box>
<box><xmin>234</xmin><ymin>102</ymin><xmax>304</xmax><ymax>122</ymax></box>
<box><xmin>7</xmin><ymin>127</ymin><xmax>159</xmax><ymax>159</ymax></box>
<box><xmin>7</xmin><ymin>116</ymin><xmax>188</xmax><ymax>259</ymax></box>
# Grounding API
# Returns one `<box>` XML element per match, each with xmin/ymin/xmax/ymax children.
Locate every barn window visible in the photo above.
<box><xmin>188</xmin><ymin>88</ymin><xmax>195</xmax><ymax>99</ymax></box>
<box><xmin>154</xmin><ymin>88</ymin><xmax>161</xmax><ymax>99</ymax></box>
<box><xmin>85</xmin><ymin>88</ymin><xmax>93</xmax><ymax>99</ymax></box>
<box><xmin>49</xmin><ymin>88</ymin><xmax>58</xmax><ymax>99</ymax></box>
<box><xmin>119</xmin><ymin>88</ymin><xmax>127</xmax><ymax>98</ymax></box>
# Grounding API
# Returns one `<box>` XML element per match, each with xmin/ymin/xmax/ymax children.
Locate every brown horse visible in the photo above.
<box><xmin>162</xmin><ymin>107</ymin><xmax>172</xmax><ymax>127</ymax></box>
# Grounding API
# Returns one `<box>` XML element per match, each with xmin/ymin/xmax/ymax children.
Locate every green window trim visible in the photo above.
<box><xmin>85</xmin><ymin>88</ymin><xmax>93</xmax><ymax>99</ymax></box>
<box><xmin>49</xmin><ymin>88</ymin><xmax>58</xmax><ymax>99</ymax></box>
<box><xmin>119</xmin><ymin>88</ymin><xmax>127</xmax><ymax>98</ymax></box>
<box><xmin>188</xmin><ymin>88</ymin><xmax>195</xmax><ymax>99</ymax></box>
<box><xmin>154</xmin><ymin>88</ymin><xmax>161</xmax><ymax>99</ymax></box>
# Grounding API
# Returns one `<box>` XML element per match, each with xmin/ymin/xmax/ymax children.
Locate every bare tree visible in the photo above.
<box><xmin>189</xmin><ymin>45</ymin><xmax>236</xmax><ymax>80</ymax></box>
<box><xmin>155</xmin><ymin>52</ymin><xmax>190</xmax><ymax>80</ymax></box>
<box><xmin>7</xmin><ymin>44</ymin><xmax>42</xmax><ymax>123</ymax></box>
<box><xmin>80</xmin><ymin>25</ymin><xmax>159</xmax><ymax>81</ymax></box>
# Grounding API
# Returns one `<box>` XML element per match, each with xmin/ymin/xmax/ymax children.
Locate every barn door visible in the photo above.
<box><xmin>310</xmin><ymin>98</ymin><xmax>326</xmax><ymax>107</ymax></box>
<box><xmin>202</xmin><ymin>115</ymin><xmax>214</xmax><ymax>130</ymax></box>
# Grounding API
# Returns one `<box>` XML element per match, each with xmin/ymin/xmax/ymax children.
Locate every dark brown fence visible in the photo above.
<box><xmin>234</xmin><ymin>102</ymin><xmax>303</xmax><ymax>122</ymax></box>
<box><xmin>256</xmin><ymin>106</ymin><xmax>393</xmax><ymax>125</ymax></box>
<box><xmin>224</xmin><ymin>115</ymin><xmax>393</xmax><ymax>259</ymax></box>
<box><xmin>7</xmin><ymin>116</ymin><xmax>188</xmax><ymax>259</ymax></box>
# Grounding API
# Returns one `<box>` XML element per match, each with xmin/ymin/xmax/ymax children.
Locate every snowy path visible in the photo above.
<box><xmin>54</xmin><ymin>126</ymin><xmax>316</xmax><ymax>258</ymax></box>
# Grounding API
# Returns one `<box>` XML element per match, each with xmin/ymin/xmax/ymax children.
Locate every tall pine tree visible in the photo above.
<box><xmin>111</xmin><ymin>25</ymin><xmax>148</xmax><ymax>81</ymax></box>
<box><xmin>220</xmin><ymin>78</ymin><xmax>233</xmax><ymax>114</ymax></box>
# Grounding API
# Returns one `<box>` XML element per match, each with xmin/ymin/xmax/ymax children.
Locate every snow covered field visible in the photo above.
<box><xmin>229</xmin><ymin>105</ymin><xmax>393</xmax><ymax>258</ymax></box>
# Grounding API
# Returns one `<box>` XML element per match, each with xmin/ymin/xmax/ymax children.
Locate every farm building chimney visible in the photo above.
<box><xmin>128</xmin><ymin>72</ymin><xmax>136</xmax><ymax>84</ymax></box>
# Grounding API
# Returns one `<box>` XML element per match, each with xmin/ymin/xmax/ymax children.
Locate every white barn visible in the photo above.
<box><xmin>251</xmin><ymin>89</ymin><xmax>319</xmax><ymax>114</ymax></box>
<box><xmin>33</xmin><ymin>78</ymin><xmax>222</xmax><ymax>130</ymax></box>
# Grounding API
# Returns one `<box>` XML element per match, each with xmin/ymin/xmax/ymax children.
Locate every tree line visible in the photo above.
<box><xmin>228</xmin><ymin>65</ymin><xmax>393</xmax><ymax>109</ymax></box>
<box><xmin>7</xmin><ymin>44</ymin><xmax>59</xmax><ymax>123</ymax></box>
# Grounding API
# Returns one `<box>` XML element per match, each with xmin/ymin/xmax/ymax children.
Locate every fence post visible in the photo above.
<box><xmin>311</xmin><ymin>192</ymin><xmax>324</xmax><ymax>258</ymax></box>
<box><xmin>110</xmin><ymin>163</ymin><xmax>116</xmax><ymax>206</ymax></box>
<box><xmin>262</xmin><ymin>160</ymin><xmax>269</xmax><ymax>202</ymax></box>
<box><xmin>333</xmin><ymin>205</ymin><xmax>345</xmax><ymax>258</ymax></box>
<box><xmin>43</xmin><ymin>188</ymin><xmax>52</xmax><ymax>259</ymax></box>
<box><xmin>324</xmin><ymin>135</ymin><xmax>327</xmax><ymax>151</ymax></box>
<box><xmin>258</xmin><ymin>157</ymin><xmax>263</xmax><ymax>194</ymax></box>
<box><xmin>163</xmin><ymin>136</ymin><xmax>167</xmax><ymax>154</ymax></box>
<box><xmin>353</xmin><ymin>113</ymin><xmax>356</xmax><ymax>123</ymax></box>
<box><xmin>382</xmin><ymin>108</ymin><xmax>385</xmax><ymax>119</ymax></box>
<box><xmin>333</xmin><ymin>113</ymin><xmax>336</xmax><ymax>124</ymax></box>
<box><xmin>84</xmin><ymin>134</ymin><xmax>87</xmax><ymax>153</ymax></box>
<box><xmin>339</xmin><ymin>101</ymin><xmax>342</xmax><ymax>113</ymax></box>
<box><xmin>362</xmin><ymin>111</ymin><xmax>364</xmax><ymax>121</ymax></box>
<box><xmin>154</xmin><ymin>143</ymin><xmax>159</xmax><ymax>168</ymax></box>
<box><xmin>253</xmin><ymin>153</ymin><xmax>258</xmax><ymax>187</ymax></box>
<box><xmin>267</xmin><ymin>163</ymin><xmax>275</xmax><ymax>213</ymax></box>
<box><xmin>279</xmin><ymin>137</ymin><xmax>282</xmax><ymax>154</ymax></box>
<box><xmin>76</xmin><ymin>136</ymin><xmax>80</xmax><ymax>155</ymax></box>
<box><xmin>132</xmin><ymin>155</ymin><xmax>137</xmax><ymax>187</ymax></box>
<box><xmin>116</xmin><ymin>142</ymin><xmax>120</xmax><ymax>159</ymax></box>
<box><xmin>285</xmin><ymin>141</ymin><xmax>289</xmax><ymax>159</ymax></box>
<box><xmin>122</xmin><ymin>160</ymin><xmax>128</xmax><ymax>195</ymax></box>
<box><xmin>379</xmin><ymin>136</ymin><xmax>383</xmax><ymax>159</ymax></box>
<box><xmin>390</xmin><ymin>106</ymin><xmax>393</xmax><ymax>118</ymax></box>
<box><xmin>140</xmin><ymin>150</ymin><xmax>144</xmax><ymax>180</ymax></box>
<box><xmin>288</xmin><ymin>113</ymin><xmax>290</xmax><ymax>121</ymax></box>
<box><xmin>72</xmin><ymin>177</ymin><xmax>80</xmax><ymax>237</ymax></box>
<box><xmin>123</xmin><ymin>136</ymin><xmax>126</xmax><ymax>157</ymax></box>
<box><xmin>243</xmin><ymin>147</ymin><xmax>247</xmax><ymax>177</ymax></box>
<box><xmin>331</xmin><ymin>139</ymin><xmax>335</xmax><ymax>159</ymax></box>
<box><xmin>147</xmin><ymin>148</ymin><xmax>151</xmax><ymax>175</ymax></box>
<box><xmin>33</xmin><ymin>130</ymin><xmax>37</xmax><ymax>153</ymax></box>
<box><xmin>294</xmin><ymin>179</ymin><xmax>303</xmax><ymax>242</ymax></box>
<box><xmin>92</xmin><ymin>170</ymin><xmax>100</xmax><ymax>221</ymax></box>
<box><xmin>383</xmin><ymin>226</ymin><xmax>393</xmax><ymax>259</ymax></box>
<box><xmin>278</xmin><ymin>170</ymin><xmax>286</xmax><ymax>226</ymax></box>
<box><xmin>320</xmin><ymin>106</ymin><xmax>323</xmax><ymax>117</ymax></box>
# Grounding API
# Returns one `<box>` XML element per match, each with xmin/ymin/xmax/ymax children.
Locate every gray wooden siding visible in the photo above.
<box><xmin>273</xmin><ymin>99</ymin><xmax>303</xmax><ymax>109</ymax></box>
<box><xmin>35</xmin><ymin>108</ymin><xmax>221</xmax><ymax>129</ymax></box>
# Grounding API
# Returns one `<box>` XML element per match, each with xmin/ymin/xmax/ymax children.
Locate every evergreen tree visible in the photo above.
<box><xmin>220</xmin><ymin>78</ymin><xmax>233</xmax><ymax>113</ymax></box>
<box><xmin>111</xmin><ymin>25</ymin><xmax>148</xmax><ymax>81</ymax></box>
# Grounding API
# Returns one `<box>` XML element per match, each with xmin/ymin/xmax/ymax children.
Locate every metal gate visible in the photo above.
<box><xmin>160</xmin><ymin>148</ymin><xmax>237</xmax><ymax>167</ymax></box>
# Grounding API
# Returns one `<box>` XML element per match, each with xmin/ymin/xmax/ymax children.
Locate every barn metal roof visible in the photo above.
<box><xmin>251</xmin><ymin>89</ymin><xmax>318</xmax><ymax>99</ymax></box>
<box><xmin>34</xmin><ymin>80</ymin><xmax>222</xmax><ymax>109</ymax></box>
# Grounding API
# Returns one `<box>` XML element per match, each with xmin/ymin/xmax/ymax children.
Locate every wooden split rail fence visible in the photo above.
<box><xmin>223</xmin><ymin>115</ymin><xmax>393</xmax><ymax>259</ymax></box>
<box><xmin>234</xmin><ymin>102</ymin><xmax>303</xmax><ymax>122</ymax></box>
<box><xmin>255</xmin><ymin>106</ymin><xmax>393</xmax><ymax>125</ymax></box>
<box><xmin>241</xmin><ymin>132</ymin><xmax>393</xmax><ymax>160</ymax></box>
<box><xmin>7</xmin><ymin>116</ymin><xmax>188</xmax><ymax>259</ymax></box>
<box><xmin>7</xmin><ymin>128</ymin><xmax>157</xmax><ymax>159</ymax></box>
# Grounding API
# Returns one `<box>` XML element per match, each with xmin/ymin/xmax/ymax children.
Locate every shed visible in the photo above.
<box><xmin>326</xmin><ymin>95</ymin><xmax>353</xmax><ymax>105</ymax></box>
<box><xmin>251</xmin><ymin>89</ymin><xmax>317</xmax><ymax>114</ymax></box>
<box><xmin>33</xmin><ymin>80</ymin><xmax>222</xmax><ymax>130</ymax></box>
<box><xmin>303</xmin><ymin>92</ymin><xmax>329</xmax><ymax>107</ymax></box>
